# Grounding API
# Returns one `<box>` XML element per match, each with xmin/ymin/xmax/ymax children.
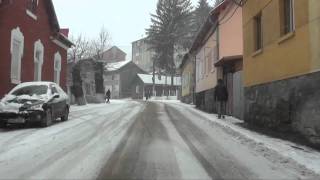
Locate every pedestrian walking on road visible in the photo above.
<box><xmin>145</xmin><ymin>91</ymin><xmax>149</xmax><ymax>101</ymax></box>
<box><xmin>214</xmin><ymin>79</ymin><xmax>228</xmax><ymax>119</ymax></box>
<box><xmin>106</xmin><ymin>89</ymin><xmax>111</xmax><ymax>103</ymax></box>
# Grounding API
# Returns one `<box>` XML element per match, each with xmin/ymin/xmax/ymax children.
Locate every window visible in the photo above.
<box><xmin>10</xmin><ymin>27</ymin><xmax>24</xmax><ymax>84</ymax></box>
<box><xmin>204</xmin><ymin>54</ymin><xmax>207</xmax><ymax>75</ymax></box>
<box><xmin>34</xmin><ymin>40</ymin><xmax>44</xmax><ymax>81</ymax></box>
<box><xmin>51</xmin><ymin>86</ymin><xmax>58</xmax><ymax>95</ymax></box>
<box><xmin>196</xmin><ymin>60</ymin><xmax>199</xmax><ymax>81</ymax></box>
<box><xmin>280</xmin><ymin>0</ymin><xmax>294</xmax><ymax>35</ymax></box>
<box><xmin>54</xmin><ymin>52</ymin><xmax>62</xmax><ymax>85</ymax></box>
<box><xmin>27</xmin><ymin>0</ymin><xmax>38</xmax><ymax>13</ymax></box>
<box><xmin>206</xmin><ymin>49</ymin><xmax>213</xmax><ymax>74</ymax></box>
<box><xmin>212</xmin><ymin>46</ymin><xmax>218</xmax><ymax>72</ymax></box>
<box><xmin>254</xmin><ymin>13</ymin><xmax>262</xmax><ymax>51</ymax></box>
<box><xmin>201</xmin><ymin>59</ymin><xmax>205</xmax><ymax>79</ymax></box>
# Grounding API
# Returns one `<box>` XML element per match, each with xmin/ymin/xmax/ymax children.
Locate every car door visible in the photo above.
<box><xmin>50</xmin><ymin>85</ymin><xmax>63</xmax><ymax>119</ymax></box>
<box><xmin>56</xmin><ymin>85</ymin><xmax>68</xmax><ymax>115</ymax></box>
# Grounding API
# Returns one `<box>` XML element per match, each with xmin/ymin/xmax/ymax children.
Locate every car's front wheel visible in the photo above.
<box><xmin>41</xmin><ymin>109</ymin><xmax>53</xmax><ymax>127</ymax></box>
<box><xmin>61</xmin><ymin>107</ymin><xmax>69</xmax><ymax>122</ymax></box>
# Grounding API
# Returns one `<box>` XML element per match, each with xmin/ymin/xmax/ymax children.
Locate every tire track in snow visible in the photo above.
<box><xmin>18</xmin><ymin>103</ymin><xmax>141</xmax><ymax>179</ymax></box>
<box><xmin>40</xmin><ymin>103</ymin><xmax>146</xmax><ymax>179</ymax></box>
<box><xmin>164</xmin><ymin>103</ymin><xmax>265</xmax><ymax>180</ymax></box>
<box><xmin>0</xmin><ymin>104</ymin><xmax>115</xmax><ymax>155</ymax></box>
<box><xmin>98</xmin><ymin>102</ymin><xmax>182</xmax><ymax>180</ymax></box>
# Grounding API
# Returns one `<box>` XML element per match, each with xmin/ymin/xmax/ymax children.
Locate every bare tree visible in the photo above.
<box><xmin>68</xmin><ymin>34</ymin><xmax>91</xmax><ymax>62</ymax></box>
<box><xmin>91</xmin><ymin>27</ymin><xmax>112</xmax><ymax>60</ymax></box>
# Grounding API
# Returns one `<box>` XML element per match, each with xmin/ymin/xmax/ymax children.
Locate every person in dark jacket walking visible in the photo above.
<box><xmin>106</xmin><ymin>89</ymin><xmax>111</xmax><ymax>103</ymax></box>
<box><xmin>214</xmin><ymin>79</ymin><xmax>228</xmax><ymax>119</ymax></box>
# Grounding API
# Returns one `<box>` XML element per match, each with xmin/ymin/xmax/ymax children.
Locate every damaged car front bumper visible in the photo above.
<box><xmin>0</xmin><ymin>110</ymin><xmax>44</xmax><ymax>124</ymax></box>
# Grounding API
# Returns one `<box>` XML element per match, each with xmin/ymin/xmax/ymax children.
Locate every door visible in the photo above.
<box><xmin>50</xmin><ymin>85</ymin><xmax>64</xmax><ymax>118</ymax></box>
<box><xmin>233</xmin><ymin>71</ymin><xmax>245</xmax><ymax>119</ymax></box>
<box><xmin>226</xmin><ymin>73</ymin><xmax>234</xmax><ymax>116</ymax></box>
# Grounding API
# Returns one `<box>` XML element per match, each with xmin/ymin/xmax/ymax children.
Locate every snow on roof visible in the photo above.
<box><xmin>137</xmin><ymin>74</ymin><xmax>181</xmax><ymax>86</ymax></box>
<box><xmin>104</xmin><ymin>60</ymin><xmax>131</xmax><ymax>72</ymax></box>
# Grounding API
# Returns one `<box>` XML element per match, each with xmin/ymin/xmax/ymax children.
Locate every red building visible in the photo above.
<box><xmin>0</xmin><ymin>0</ymin><xmax>73</xmax><ymax>97</ymax></box>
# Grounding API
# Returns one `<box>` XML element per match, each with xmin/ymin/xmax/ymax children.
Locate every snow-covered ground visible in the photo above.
<box><xmin>0</xmin><ymin>100</ymin><xmax>145</xmax><ymax>179</ymax></box>
<box><xmin>158</xmin><ymin>100</ymin><xmax>320</xmax><ymax>175</ymax></box>
<box><xmin>0</xmin><ymin>99</ymin><xmax>319</xmax><ymax>180</ymax></box>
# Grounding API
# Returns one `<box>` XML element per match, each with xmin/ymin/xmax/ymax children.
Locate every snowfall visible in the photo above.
<box><xmin>0</xmin><ymin>99</ymin><xmax>319</xmax><ymax>179</ymax></box>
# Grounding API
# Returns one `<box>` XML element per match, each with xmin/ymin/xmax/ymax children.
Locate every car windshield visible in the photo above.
<box><xmin>11</xmin><ymin>85</ymin><xmax>48</xmax><ymax>96</ymax></box>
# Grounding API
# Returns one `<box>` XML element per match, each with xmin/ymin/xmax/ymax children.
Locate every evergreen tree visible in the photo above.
<box><xmin>146</xmin><ymin>0</ymin><xmax>193</xmax><ymax>81</ymax></box>
<box><xmin>192</xmin><ymin>0</ymin><xmax>212</xmax><ymax>38</ymax></box>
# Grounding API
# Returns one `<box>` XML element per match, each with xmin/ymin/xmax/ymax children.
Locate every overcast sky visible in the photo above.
<box><xmin>53</xmin><ymin>0</ymin><xmax>214</xmax><ymax>60</ymax></box>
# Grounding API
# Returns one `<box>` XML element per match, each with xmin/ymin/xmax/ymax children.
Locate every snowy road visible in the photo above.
<box><xmin>0</xmin><ymin>100</ymin><xmax>145</xmax><ymax>179</ymax></box>
<box><xmin>0</xmin><ymin>100</ymin><xmax>318</xmax><ymax>180</ymax></box>
<box><xmin>98</xmin><ymin>101</ymin><xmax>318</xmax><ymax>180</ymax></box>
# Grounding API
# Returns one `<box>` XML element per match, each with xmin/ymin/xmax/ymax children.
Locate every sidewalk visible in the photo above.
<box><xmin>157</xmin><ymin>100</ymin><xmax>320</xmax><ymax>175</ymax></box>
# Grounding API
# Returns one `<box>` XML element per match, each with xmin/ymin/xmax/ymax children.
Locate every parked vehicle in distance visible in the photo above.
<box><xmin>0</xmin><ymin>82</ymin><xmax>70</xmax><ymax>128</ymax></box>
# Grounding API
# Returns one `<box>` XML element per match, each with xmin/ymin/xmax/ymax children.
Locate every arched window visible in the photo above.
<box><xmin>10</xmin><ymin>27</ymin><xmax>24</xmax><ymax>84</ymax></box>
<box><xmin>34</xmin><ymin>39</ymin><xmax>44</xmax><ymax>81</ymax></box>
<box><xmin>54</xmin><ymin>52</ymin><xmax>61</xmax><ymax>85</ymax></box>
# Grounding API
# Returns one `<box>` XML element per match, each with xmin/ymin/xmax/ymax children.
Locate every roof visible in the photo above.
<box><xmin>104</xmin><ymin>60</ymin><xmax>132</xmax><ymax>72</ymax></box>
<box><xmin>189</xmin><ymin>0</ymin><xmax>230</xmax><ymax>54</ymax></box>
<box><xmin>132</xmin><ymin>37</ymin><xmax>148</xmax><ymax>44</ymax></box>
<box><xmin>103</xmin><ymin>46</ymin><xmax>127</xmax><ymax>56</ymax></box>
<box><xmin>214</xmin><ymin>55</ymin><xmax>243</xmax><ymax>66</ymax></box>
<box><xmin>46</xmin><ymin>0</ymin><xmax>60</xmax><ymax>31</ymax></box>
<box><xmin>46</xmin><ymin>0</ymin><xmax>73</xmax><ymax>47</ymax></box>
<box><xmin>180</xmin><ymin>53</ymin><xmax>191</xmax><ymax>69</ymax></box>
<box><xmin>60</xmin><ymin>29</ymin><xmax>70</xmax><ymax>37</ymax></box>
<box><xmin>137</xmin><ymin>74</ymin><xmax>181</xmax><ymax>86</ymax></box>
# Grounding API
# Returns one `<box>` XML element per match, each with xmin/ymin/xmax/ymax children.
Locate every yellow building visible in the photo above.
<box><xmin>180</xmin><ymin>54</ymin><xmax>194</xmax><ymax>104</ymax></box>
<box><xmin>243</xmin><ymin>0</ymin><xmax>320</xmax><ymax>144</ymax></box>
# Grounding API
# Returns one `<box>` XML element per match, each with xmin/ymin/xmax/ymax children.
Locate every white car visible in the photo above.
<box><xmin>0</xmin><ymin>82</ymin><xmax>70</xmax><ymax>128</ymax></box>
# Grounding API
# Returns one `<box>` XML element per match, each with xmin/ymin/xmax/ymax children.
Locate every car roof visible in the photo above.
<box><xmin>15</xmin><ymin>81</ymin><xmax>55</xmax><ymax>87</ymax></box>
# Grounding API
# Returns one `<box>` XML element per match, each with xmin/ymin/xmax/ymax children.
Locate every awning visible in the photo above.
<box><xmin>214</xmin><ymin>55</ymin><xmax>243</xmax><ymax>67</ymax></box>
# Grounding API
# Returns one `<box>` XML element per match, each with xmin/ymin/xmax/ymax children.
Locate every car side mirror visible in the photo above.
<box><xmin>53</xmin><ymin>94</ymin><xmax>60</xmax><ymax>99</ymax></box>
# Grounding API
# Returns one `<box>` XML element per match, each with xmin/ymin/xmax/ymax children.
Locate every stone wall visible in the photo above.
<box><xmin>195</xmin><ymin>88</ymin><xmax>216</xmax><ymax>113</ymax></box>
<box><xmin>181</xmin><ymin>94</ymin><xmax>193</xmax><ymax>104</ymax></box>
<box><xmin>245</xmin><ymin>71</ymin><xmax>320</xmax><ymax>145</ymax></box>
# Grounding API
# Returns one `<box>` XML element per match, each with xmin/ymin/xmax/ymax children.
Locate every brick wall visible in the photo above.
<box><xmin>0</xmin><ymin>0</ymin><xmax>68</xmax><ymax>97</ymax></box>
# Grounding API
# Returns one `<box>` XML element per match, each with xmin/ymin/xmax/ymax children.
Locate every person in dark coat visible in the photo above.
<box><xmin>214</xmin><ymin>79</ymin><xmax>228</xmax><ymax>119</ymax></box>
<box><xmin>145</xmin><ymin>91</ymin><xmax>149</xmax><ymax>101</ymax></box>
<box><xmin>106</xmin><ymin>89</ymin><xmax>111</xmax><ymax>103</ymax></box>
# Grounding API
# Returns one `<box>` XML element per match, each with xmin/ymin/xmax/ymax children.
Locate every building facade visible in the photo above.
<box><xmin>97</xmin><ymin>46</ymin><xmax>127</xmax><ymax>63</ymax></box>
<box><xmin>243</xmin><ymin>0</ymin><xmax>320</xmax><ymax>144</ymax></box>
<box><xmin>181</xmin><ymin>0</ymin><xmax>244</xmax><ymax>118</ymax></box>
<box><xmin>131</xmin><ymin>74</ymin><xmax>181</xmax><ymax>100</ymax></box>
<box><xmin>104</xmin><ymin>61</ymin><xmax>145</xmax><ymax>99</ymax></box>
<box><xmin>180</xmin><ymin>54</ymin><xmax>195</xmax><ymax>104</ymax></box>
<box><xmin>214</xmin><ymin>1</ymin><xmax>244</xmax><ymax>119</ymax></box>
<box><xmin>0</xmin><ymin>0</ymin><xmax>72</xmax><ymax>97</ymax></box>
<box><xmin>132</xmin><ymin>38</ymin><xmax>154</xmax><ymax>73</ymax></box>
